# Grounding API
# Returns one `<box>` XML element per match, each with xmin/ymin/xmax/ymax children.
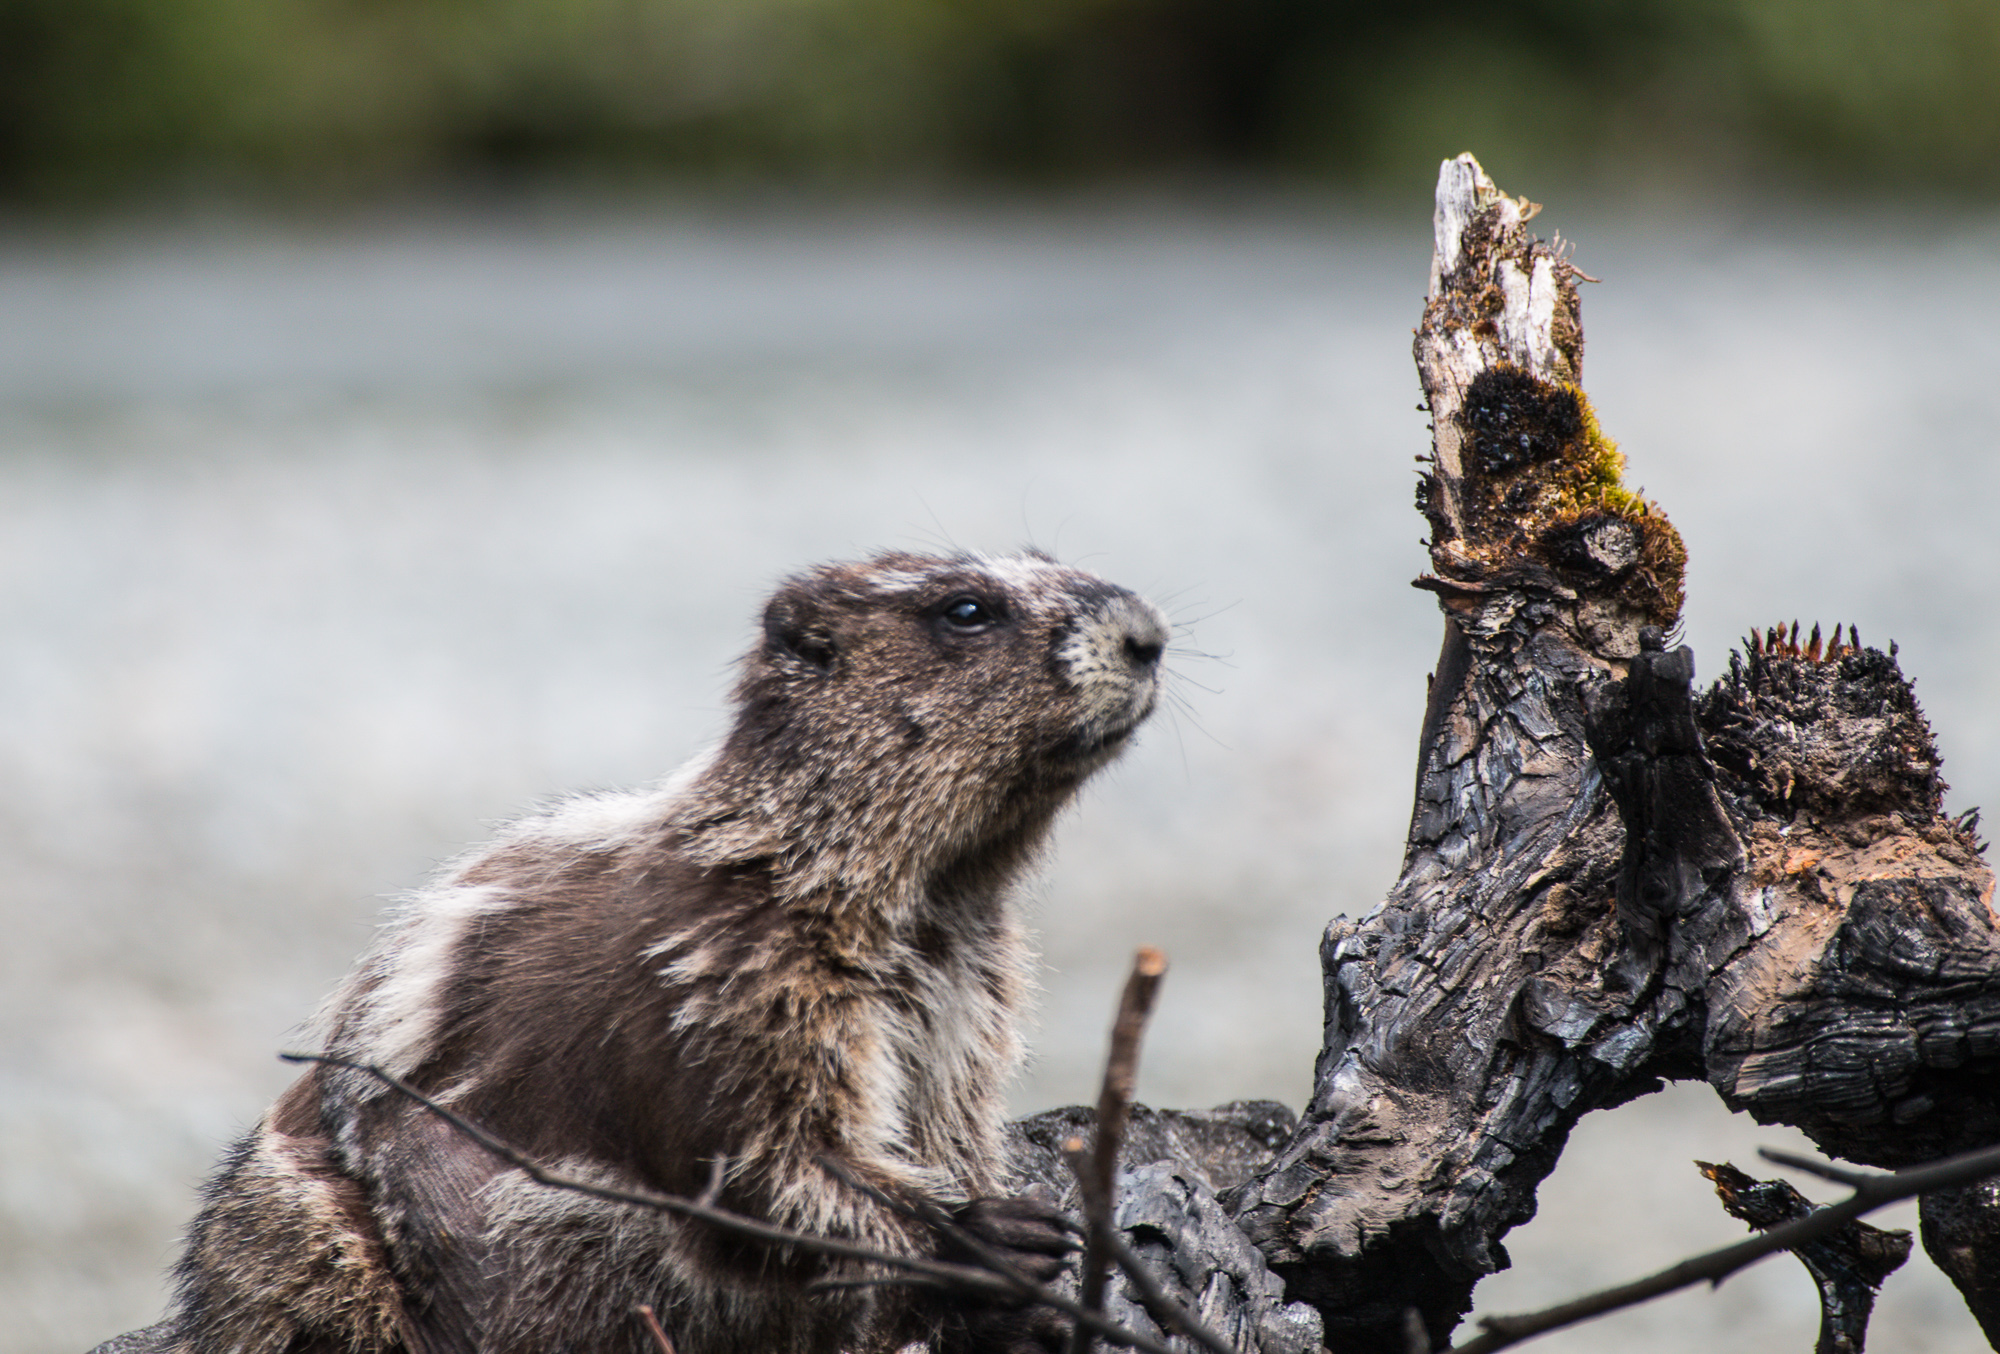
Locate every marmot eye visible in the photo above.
<box><xmin>940</xmin><ymin>596</ymin><xmax>999</xmax><ymax>630</ymax></box>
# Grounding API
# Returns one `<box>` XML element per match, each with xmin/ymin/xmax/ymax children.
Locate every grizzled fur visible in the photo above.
<box><xmin>165</xmin><ymin>552</ymin><xmax>1168</xmax><ymax>1354</ymax></box>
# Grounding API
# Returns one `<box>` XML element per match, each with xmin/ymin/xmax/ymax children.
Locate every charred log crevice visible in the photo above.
<box><xmin>1007</xmin><ymin>1102</ymin><xmax>1328</xmax><ymax>1352</ymax></box>
<box><xmin>1007</xmin><ymin>1101</ymin><xmax>1301</xmax><ymax>1200</ymax></box>
<box><xmin>1584</xmin><ymin>629</ymin><xmax>1743</xmax><ymax>970</ymax></box>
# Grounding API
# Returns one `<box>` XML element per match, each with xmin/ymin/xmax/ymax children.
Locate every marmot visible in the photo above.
<box><xmin>164</xmin><ymin>551</ymin><xmax>1169</xmax><ymax>1354</ymax></box>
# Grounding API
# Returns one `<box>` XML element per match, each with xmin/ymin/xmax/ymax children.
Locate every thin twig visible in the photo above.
<box><xmin>280</xmin><ymin>1053</ymin><xmax>1018</xmax><ymax>1303</ymax></box>
<box><xmin>1450</xmin><ymin>1139</ymin><xmax>2000</xmax><ymax>1353</ymax></box>
<box><xmin>636</xmin><ymin>1304</ymin><xmax>677</xmax><ymax>1354</ymax></box>
<box><xmin>1758</xmin><ymin>1149</ymin><xmax>1873</xmax><ymax>1189</ymax></box>
<box><xmin>1069</xmin><ymin>946</ymin><xmax>1168</xmax><ymax>1354</ymax></box>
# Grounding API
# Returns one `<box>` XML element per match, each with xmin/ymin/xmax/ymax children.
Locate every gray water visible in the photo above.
<box><xmin>4</xmin><ymin>195</ymin><xmax>1997</xmax><ymax>1353</ymax></box>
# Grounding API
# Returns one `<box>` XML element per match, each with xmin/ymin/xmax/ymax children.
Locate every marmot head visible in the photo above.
<box><xmin>684</xmin><ymin>551</ymin><xmax>1169</xmax><ymax>917</ymax></box>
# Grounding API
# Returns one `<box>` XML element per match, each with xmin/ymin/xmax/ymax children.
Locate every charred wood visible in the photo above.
<box><xmin>1009</xmin><ymin>1102</ymin><xmax>1323</xmax><ymax>1352</ymax></box>
<box><xmin>1698</xmin><ymin>1160</ymin><xmax>1911</xmax><ymax>1354</ymax></box>
<box><xmin>1922</xmin><ymin>1180</ymin><xmax>2000</xmax><ymax>1346</ymax></box>
<box><xmin>1218</xmin><ymin>154</ymin><xmax>1999</xmax><ymax>1353</ymax></box>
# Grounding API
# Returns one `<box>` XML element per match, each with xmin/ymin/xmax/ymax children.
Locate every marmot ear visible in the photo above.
<box><xmin>764</xmin><ymin>594</ymin><xmax>837</xmax><ymax>672</ymax></box>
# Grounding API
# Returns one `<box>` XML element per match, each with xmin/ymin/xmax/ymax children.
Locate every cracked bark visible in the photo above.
<box><xmin>1020</xmin><ymin>155</ymin><xmax>1999</xmax><ymax>1354</ymax></box>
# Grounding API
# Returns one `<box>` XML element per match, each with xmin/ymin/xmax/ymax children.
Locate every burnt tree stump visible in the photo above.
<box><xmin>1020</xmin><ymin>155</ymin><xmax>1999</xmax><ymax>1354</ymax></box>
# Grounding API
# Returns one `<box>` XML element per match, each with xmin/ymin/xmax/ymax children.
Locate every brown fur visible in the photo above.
<box><xmin>168</xmin><ymin>551</ymin><xmax>1167</xmax><ymax>1354</ymax></box>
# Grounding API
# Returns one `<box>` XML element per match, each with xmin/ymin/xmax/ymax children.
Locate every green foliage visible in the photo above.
<box><xmin>0</xmin><ymin>0</ymin><xmax>1995</xmax><ymax>200</ymax></box>
<box><xmin>1737</xmin><ymin>0</ymin><xmax>2000</xmax><ymax>185</ymax></box>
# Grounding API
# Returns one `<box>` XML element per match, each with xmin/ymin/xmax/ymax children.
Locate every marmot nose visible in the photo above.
<box><xmin>1124</xmin><ymin>635</ymin><xmax>1163</xmax><ymax>669</ymax></box>
<box><xmin>1104</xmin><ymin>595</ymin><xmax>1170</xmax><ymax>671</ymax></box>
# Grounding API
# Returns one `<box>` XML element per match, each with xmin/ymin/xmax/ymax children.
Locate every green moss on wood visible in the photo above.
<box><xmin>1443</xmin><ymin>361</ymin><xmax>1686</xmax><ymax>627</ymax></box>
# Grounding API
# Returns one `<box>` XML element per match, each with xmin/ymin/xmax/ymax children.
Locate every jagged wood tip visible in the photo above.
<box><xmin>1415</xmin><ymin>152</ymin><xmax>1686</xmax><ymax>634</ymax></box>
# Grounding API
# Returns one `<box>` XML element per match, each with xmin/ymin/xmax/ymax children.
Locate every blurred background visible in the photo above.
<box><xmin>3</xmin><ymin>2</ymin><xmax>1998</xmax><ymax>1353</ymax></box>
<box><xmin>3</xmin><ymin>0</ymin><xmax>2000</xmax><ymax>201</ymax></box>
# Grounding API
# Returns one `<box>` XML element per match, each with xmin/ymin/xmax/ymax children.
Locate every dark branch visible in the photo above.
<box><xmin>1449</xmin><ymin>1141</ymin><xmax>2000</xmax><ymax>1353</ymax></box>
<box><xmin>1759</xmin><ymin>1150</ymin><xmax>1875</xmax><ymax>1190</ymax></box>
<box><xmin>1227</xmin><ymin>152</ymin><xmax>1999</xmax><ymax>1354</ymax></box>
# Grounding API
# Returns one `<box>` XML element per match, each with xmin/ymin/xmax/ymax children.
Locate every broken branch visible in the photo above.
<box><xmin>1449</xmin><ymin>1141</ymin><xmax>2000</xmax><ymax>1353</ymax></box>
<box><xmin>1068</xmin><ymin>946</ymin><xmax>1169</xmax><ymax>1354</ymax></box>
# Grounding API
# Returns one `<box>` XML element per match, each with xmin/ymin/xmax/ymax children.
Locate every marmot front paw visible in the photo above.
<box><xmin>937</xmin><ymin>1191</ymin><xmax>1079</xmax><ymax>1353</ymax></box>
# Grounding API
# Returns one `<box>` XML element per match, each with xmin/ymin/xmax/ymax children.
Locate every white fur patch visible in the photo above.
<box><xmin>856</xmin><ymin>569</ymin><xmax>939</xmax><ymax>596</ymax></box>
<box><xmin>335</xmin><ymin>748</ymin><xmax>722</xmax><ymax>1080</ymax></box>
<box><xmin>516</xmin><ymin>745</ymin><xmax>719</xmax><ymax>851</ymax></box>
<box><xmin>516</xmin><ymin>788</ymin><xmax>667</xmax><ymax>851</ymax></box>
<box><xmin>347</xmin><ymin>883</ymin><xmax>509</xmax><ymax>1079</ymax></box>
<box><xmin>971</xmin><ymin>553</ymin><xmax>1069</xmax><ymax>594</ymax></box>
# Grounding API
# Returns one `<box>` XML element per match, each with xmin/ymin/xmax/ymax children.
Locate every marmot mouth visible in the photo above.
<box><xmin>1059</xmin><ymin>704</ymin><xmax>1152</xmax><ymax>762</ymax></box>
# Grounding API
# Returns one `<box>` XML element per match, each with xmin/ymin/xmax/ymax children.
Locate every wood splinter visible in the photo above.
<box><xmin>1698</xmin><ymin>1160</ymin><xmax>1910</xmax><ymax>1354</ymax></box>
